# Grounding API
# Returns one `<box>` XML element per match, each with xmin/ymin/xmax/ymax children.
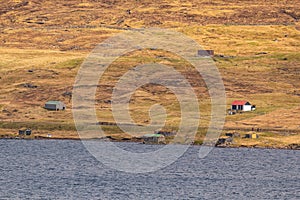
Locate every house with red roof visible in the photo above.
<box><xmin>231</xmin><ymin>100</ymin><xmax>255</xmax><ymax>112</ymax></box>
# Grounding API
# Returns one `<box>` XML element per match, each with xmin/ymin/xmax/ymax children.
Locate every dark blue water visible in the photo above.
<box><xmin>0</xmin><ymin>140</ymin><xmax>299</xmax><ymax>199</ymax></box>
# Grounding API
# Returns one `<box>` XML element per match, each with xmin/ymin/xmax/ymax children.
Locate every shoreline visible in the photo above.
<box><xmin>1</xmin><ymin>135</ymin><xmax>299</xmax><ymax>150</ymax></box>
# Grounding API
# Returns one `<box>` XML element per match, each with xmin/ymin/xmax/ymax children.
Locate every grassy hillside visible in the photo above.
<box><xmin>0</xmin><ymin>0</ymin><xmax>299</xmax><ymax>147</ymax></box>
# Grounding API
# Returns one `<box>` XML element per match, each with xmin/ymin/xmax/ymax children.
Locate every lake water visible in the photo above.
<box><xmin>0</xmin><ymin>140</ymin><xmax>299</xmax><ymax>199</ymax></box>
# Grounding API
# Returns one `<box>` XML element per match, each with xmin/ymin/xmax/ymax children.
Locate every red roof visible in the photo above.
<box><xmin>232</xmin><ymin>100</ymin><xmax>249</xmax><ymax>105</ymax></box>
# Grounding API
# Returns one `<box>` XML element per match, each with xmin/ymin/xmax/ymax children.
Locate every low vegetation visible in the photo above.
<box><xmin>0</xmin><ymin>0</ymin><xmax>299</xmax><ymax>148</ymax></box>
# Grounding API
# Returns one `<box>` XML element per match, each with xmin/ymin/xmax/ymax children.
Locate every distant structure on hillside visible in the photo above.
<box><xmin>44</xmin><ymin>101</ymin><xmax>66</xmax><ymax>111</ymax></box>
<box><xmin>245</xmin><ymin>132</ymin><xmax>259</xmax><ymax>139</ymax></box>
<box><xmin>142</xmin><ymin>134</ymin><xmax>165</xmax><ymax>144</ymax></box>
<box><xmin>198</xmin><ymin>50</ymin><xmax>214</xmax><ymax>57</ymax></box>
<box><xmin>19</xmin><ymin>128</ymin><xmax>31</xmax><ymax>136</ymax></box>
<box><xmin>231</xmin><ymin>100</ymin><xmax>255</xmax><ymax>112</ymax></box>
<box><xmin>154</xmin><ymin>130</ymin><xmax>177</xmax><ymax>137</ymax></box>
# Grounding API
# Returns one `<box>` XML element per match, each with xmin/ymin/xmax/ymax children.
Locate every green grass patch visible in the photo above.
<box><xmin>0</xmin><ymin>121</ymin><xmax>76</xmax><ymax>131</ymax></box>
<box><xmin>55</xmin><ymin>58</ymin><xmax>84</xmax><ymax>69</ymax></box>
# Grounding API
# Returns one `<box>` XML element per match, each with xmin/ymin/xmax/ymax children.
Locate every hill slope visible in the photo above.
<box><xmin>0</xmin><ymin>0</ymin><xmax>299</xmax><ymax>147</ymax></box>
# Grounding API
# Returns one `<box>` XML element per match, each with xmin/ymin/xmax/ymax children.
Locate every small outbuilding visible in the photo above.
<box><xmin>142</xmin><ymin>134</ymin><xmax>165</xmax><ymax>144</ymax></box>
<box><xmin>216</xmin><ymin>137</ymin><xmax>233</xmax><ymax>147</ymax></box>
<box><xmin>154</xmin><ymin>131</ymin><xmax>177</xmax><ymax>137</ymax></box>
<box><xmin>245</xmin><ymin>132</ymin><xmax>259</xmax><ymax>139</ymax></box>
<box><xmin>19</xmin><ymin>128</ymin><xmax>32</xmax><ymax>136</ymax></box>
<box><xmin>44</xmin><ymin>101</ymin><xmax>66</xmax><ymax>111</ymax></box>
<box><xmin>198</xmin><ymin>50</ymin><xmax>214</xmax><ymax>57</ymax></box>
<box><xmin>231</xmin><ymin>100</ymin><xmax>255</xmax><ymax>112</ymax></box>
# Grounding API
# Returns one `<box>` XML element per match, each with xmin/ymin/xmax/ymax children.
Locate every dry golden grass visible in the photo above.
<box><xmin>0</xmin><ymin>128</ymin><xmax>79</xmax><ymax>139</ymax></box>
<box><xmin>230</xmin><ymin>132</ymin><xmax>300</xmax><ymax>149</ymax></box>
<box><xmin>227</xmin><ymin>106</ymin><xmax>300</xmax><ymax>130</ymax></box>
<box><xmin>0</xmin><ymin>0</ymin><xmax>299</xmax><ymax>147</ymax></box>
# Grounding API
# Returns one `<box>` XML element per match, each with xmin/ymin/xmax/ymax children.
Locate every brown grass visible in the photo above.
<box><xmin>0</xmin><ymin>0</ymin><xmax>299</xmax><ymax>146</ymax></box>
<box><xmin>229</xmin><ymin>132</ymin><xmax>300</xmax><ymax>149</ymax></box>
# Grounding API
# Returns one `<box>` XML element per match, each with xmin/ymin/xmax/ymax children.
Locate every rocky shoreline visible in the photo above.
<box><xmin>1</xmin><ymin>134</ymin><xmax>299</xmax><ymax>150</ymax></box>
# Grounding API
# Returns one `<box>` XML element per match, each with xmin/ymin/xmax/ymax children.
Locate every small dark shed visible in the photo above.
<box><xmin>19</xmin><ymin>128</ymin><xmax>31</xmax><ymax>136</ymax></box>
<box><xmin>216</xmin><ymin>137</ymin><xmax>233</xmax><ymax>146</ymax></box>
<box><xmin>245</xmin><ymin>133</ymin><xmax>259</xmax><ymax>139</ymax></box>
<box><xmin>44</xmin><ymin>101</ymin><xmax>66</xmax><ymax>111</ymax></box>
<box><xmin>198</xmin><ymin>50</ymin><xmax>214</xmax><ymax>57</ymax></box>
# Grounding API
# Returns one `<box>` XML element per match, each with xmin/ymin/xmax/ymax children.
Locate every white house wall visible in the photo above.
<box><xmin>243</xmin><ymin>105</ymin><xmax>252</xmax><ymax>111</ymax></box>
